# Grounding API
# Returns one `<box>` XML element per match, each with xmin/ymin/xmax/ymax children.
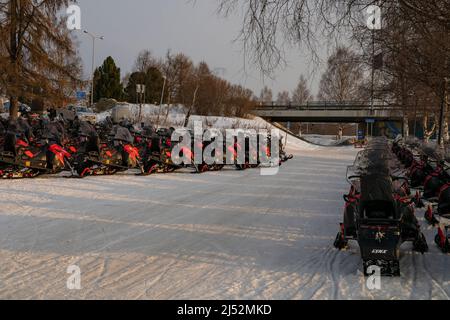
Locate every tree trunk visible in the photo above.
<box><xmin>9</xmin><ymin>0</ymin><xmax>19</xmax><ymax>120</ymax></box>
<box><xmin>9</xmin><ymin>97</ymin><xmax>18</xmax><ymax>120</ymax></box>
<box><xmin>423</xmin><ymin>114</ymin><xmax>436</xmax><ymax>143</ymax></box>
<box><xmin>444</xmin><ymin>117</ymin><xmax>449</xmax><ymax>143</ymax></box>
<box><xmin>445</xmin><ymin>89</ymin><xmax>450</xmax><ymax>143</ymax></box>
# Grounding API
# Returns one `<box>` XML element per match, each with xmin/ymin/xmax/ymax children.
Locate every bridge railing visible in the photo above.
<box><xmin>255</xmin><ymin>101</ymin><xmax>402</xmax><ymax>111</ymax></box>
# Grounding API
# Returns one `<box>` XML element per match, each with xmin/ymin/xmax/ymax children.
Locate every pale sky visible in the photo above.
<box><xmin>75</xmin><ymin>0</ymin><xmax>327</xmax><ymax>98</ymax></box>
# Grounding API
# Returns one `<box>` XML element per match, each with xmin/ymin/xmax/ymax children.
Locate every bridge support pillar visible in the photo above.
<box><xmin>403</xmin><ymin>115</ymin><xmax>409</xmax><ymax>137</ymax></box>
<box><xmin>359</xmin><ymin>122</ymin><xmax>368</xmax><ymax>138</ymax></box>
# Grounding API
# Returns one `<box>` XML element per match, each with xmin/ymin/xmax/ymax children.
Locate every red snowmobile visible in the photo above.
<box><xmin>0</xmin><ymin>121</ymin><xmax>72</xmax><ymax>178</ymax></box>
<box><xmin>72</xmin><ymin>125</ymin><xmax>142</xmax><ymax>177</ymax></box>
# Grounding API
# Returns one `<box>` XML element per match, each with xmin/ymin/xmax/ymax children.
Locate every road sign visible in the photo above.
<box><xmin>366</xmin><ymin>118</ymin><xmax>375</xmax><ymax>124</ymax></box>
<box><xmin>136</xmin><ymin>84</ymin><xmax>146</xmax><ymax>94</ymax></box>
<box><xmin>358</xmin><ymin>130</ymin><xmax>365</xmax><ymax>140</ymax></box>
<box><xmin>76</xmin><ymin>91</ymin><xmax>87</xmax><ymax>101</ymax></box>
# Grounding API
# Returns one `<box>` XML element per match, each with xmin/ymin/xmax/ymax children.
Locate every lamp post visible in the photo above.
<box><xmin>156</xmin><ymin>75</ymin><xmax>167</xmax><ymax>128</ymax></box>
<box><xmin>83</xmin><ymin>30</ymin><xmax>104</xmax><ymax>107</ymax></box>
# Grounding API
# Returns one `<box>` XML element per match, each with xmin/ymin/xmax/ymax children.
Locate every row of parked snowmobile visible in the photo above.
<box><xmin>392</xmin><ymin>139</ymin><xmax>450</xmax><ymax>254</ymax></box>
<box><xmin>334</xmin><ymin>137</ymin><xmax>429</xmax><ymax>277</ymax></box>
<box><xmin>0</xmin><ymin>115</ymin><xmax>293</xmax><ymax>179</ymax></box>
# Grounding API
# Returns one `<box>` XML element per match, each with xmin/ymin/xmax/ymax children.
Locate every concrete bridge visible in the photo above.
<box><xmin>253</xmin><ymin>101</ymin><xmax>404</xmax><ymax>123</ymax></box>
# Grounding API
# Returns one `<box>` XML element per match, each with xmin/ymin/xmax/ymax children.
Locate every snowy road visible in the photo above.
<box><xmin>0</xmin><ymin>143</ymin><xmax>449</xmax><ymax>300</ymax></box>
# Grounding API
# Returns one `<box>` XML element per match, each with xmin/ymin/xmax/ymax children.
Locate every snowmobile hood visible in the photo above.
<box><xmin>360</xmin><ymin>174</ymin><xmax>395</xmax><ymax>203</ymax></box>
<box><xmin>78</xmin><ymin>121</ymin><xmax>97</xmax><ymax>137</ymax></box>
<box><xmin>113</xmin><ymin>126</ymin><xmax>134</xmax><ymax>144</ymax></box>
<box><xmin>41</xmin><ymin>122</ymin><xmax>65</xmax><ymax>141</ymax></box>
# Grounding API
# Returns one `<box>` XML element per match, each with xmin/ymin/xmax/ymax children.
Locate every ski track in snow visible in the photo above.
<box><xmin>0</xmin><ymin>144</ymin><xmax>449</xmax><ymax>300</ymax></box>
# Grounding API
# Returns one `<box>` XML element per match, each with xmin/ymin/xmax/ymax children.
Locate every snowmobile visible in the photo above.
<box><xmin>334</xmin><ymin>140</ymin><xmax>428</xmax><ymax>276</ymax></box>
<box><xmin>407</xmin><ymin>154</ymin><xmax>433</xmax><ymax>188</ymax></box>
<box><xmin>423</xmin><ymin>182</ymin><xmax>450</xmax><ymax>252</ymax></box>
<box><xmin>406</xmin><ymin>144</ymin><xmax>443</xmax><ymax>189</ymax></box>
<box><xmin>226</xmin><ymin>137</ymin><xmax>251</xmax><ymax>171</ymax></box>
<box><xmin>422</xmin><ymin>161</ymin><xmax>450</xmax><ymax>200</ymax></box>
<box><xmin>193</xmin><ymin>133</ymin><xmax>226</xmax><ymax>173</ymax></box>
<box><xmin>0</xmin><ymin>120</ymin><xmax>72</xmax><ymax>178</ymax></box>
<box><xmin>72</xmin><ymin>124</ymin><xmax>142</xmax><ymax>177</ymax></box>
<box><xmin>278</xmin><ymin>137</ymin><xmax>293</xmax><ymax>164</ymax></box>
<box><xmin>140</xmin><ymin>128</ymin><xmax>197</xmax><ymax>175</ymax></box>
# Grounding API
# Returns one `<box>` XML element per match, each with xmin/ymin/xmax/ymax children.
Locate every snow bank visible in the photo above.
<box><xmin>302</xmin><ymin>135</ymin><xmax>354</xmax><ymax>147</ymax></box>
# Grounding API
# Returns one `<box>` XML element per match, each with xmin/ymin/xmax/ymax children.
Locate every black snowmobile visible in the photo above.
<box><xmin>225</xmin><ymin>136</ymin><xmax>256</xmax><ymax>171</ymax></box>
<box><xmin>72</xmin><ymin>123</ymin><xmax>142</xmax><ymax>177</ymax></box>
<box><xmin>423</xmin><ymin>182</ymin><xmax>450</xmax><ymax>252</ymax></box>
<box><xmin>334</xmin><ymin>140</ymin><xmax>428</xmax><ymax>276</ymax></box>
<box><xmin>193</xmin><ymin>131</ymin><xmax>226</xmax><ymax>173</ymax></box>
<box><xmin>0</xmin><ymin>119</ymin><xmax>72</xmax><ymax>178</ymax></box>
<box><xmin>140</xmin><ymin>128</ymin><xmax>197</xmax><ymax>175</ymax></box>
<box><xmin>422</xmin><ymin>162</ymin><xmax>450</xmax><ymax>201</ymax></box>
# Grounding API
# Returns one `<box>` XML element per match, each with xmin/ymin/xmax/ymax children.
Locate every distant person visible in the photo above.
<box><xmin>337</xmin><ymin>127</ymin><xmax>343</xmax><ymax>141</ymax></box>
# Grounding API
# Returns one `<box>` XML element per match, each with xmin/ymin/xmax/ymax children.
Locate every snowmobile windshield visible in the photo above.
<box><xmin>78</xmin><ymin>121</ymin><xmax>97</xmax><ymax>137</ymax></box>
<box><xmin>421</xmin><ymin>143</ymin><xmax>442</xmax><ymax>161</ymax></box>
<box><xmin>6</xmin><ymin>120</ymin><xmax>26</xmax><ymax>136</ymax></box>
<box><xmin>114</xmin><ymin>126</ymin><xmax>134</xmax><ymax>144</ymax></box>
<box><xmin>141</xmin><ymin>126</ymin><xmax>154</xmax><ymax>138</ymax></box>
<box><xmin>352</xmin><ymin>148</ymin><xmax>393</xmax><ymax>176</ymax></box>
<box><xmin>41</xmin><ymin>122</ymin><xmax>65</xmax><ymax>142</ymax></box>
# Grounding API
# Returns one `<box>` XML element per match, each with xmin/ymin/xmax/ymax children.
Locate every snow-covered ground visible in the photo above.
<box><xmin>0</xmin><ymin>138</ymin><xmax>449</xmax><ymax>299</ymax></box>
<box><xmin>302</xmin><ymin>135</ymin><xmax>354</xmax><ymax>146</ymax></box>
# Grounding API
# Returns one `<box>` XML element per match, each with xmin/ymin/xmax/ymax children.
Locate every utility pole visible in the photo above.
<box><xmin>156</xmin><ymin>76</ymin><xmax>167</xmax><ymax>128</ymax></box>
<box><xmin>370</xmin><ymin>29</ymin><xmax>376</xmax><ymax>137</ymax></box>
<box><xmin>184</xmin><ymin>85</ymin><xmax>199</xmax><ymax>128</ymax></box>
<box><xmin>136</xmin><ymin>84</ymin><xmax>145</xmax><ymax>123</ymax></box>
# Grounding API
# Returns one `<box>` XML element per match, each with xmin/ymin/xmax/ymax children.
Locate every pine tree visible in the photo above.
<box><xmin>93</xmin><ymin>56</ymin><xmax>123</xmax><ymax>102</ymax></box>
<box><xmin>125</xmin><ymin>67</ymin><xmax>164</xmax><ymax>104</ymax></box>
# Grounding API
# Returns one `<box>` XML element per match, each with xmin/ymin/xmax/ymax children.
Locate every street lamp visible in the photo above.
<box><xmin>156</xmin><ymin>75</ymin><xmax>167</xmax><ymax>128</ymax></box>
<box><xmin>83</xmin><ymin>30</ymin><xmax>104</xmax><ymax>107</ymax></box>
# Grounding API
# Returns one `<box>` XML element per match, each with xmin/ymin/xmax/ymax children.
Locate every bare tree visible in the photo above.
<box><xmin>217</xmin><ymin>1</ymin><xmax>450</xmax><ymax>114</ymax></box>
<box><xmin>292</xmin><ymin>75</ymin><xmax>313</xmax><ymax>105</ymax></box>
<box><xmin>133</xmin><ymin>50</ymin><xmax>160</xmax><ymax>73</ymax></box>
<box><xmin>259</xmin><ymin>86</ymin><xmax>273</xmax><ymax>104</ymax></box>
<box><xmin>276</xmin><ymin>91</ymin><xmax>290</xmax><ymax>105</ymax></box>
<box><xmin>318</xmin><ymin>46</ymin><xmax>364</xmax><ymax>102</ymax></box>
